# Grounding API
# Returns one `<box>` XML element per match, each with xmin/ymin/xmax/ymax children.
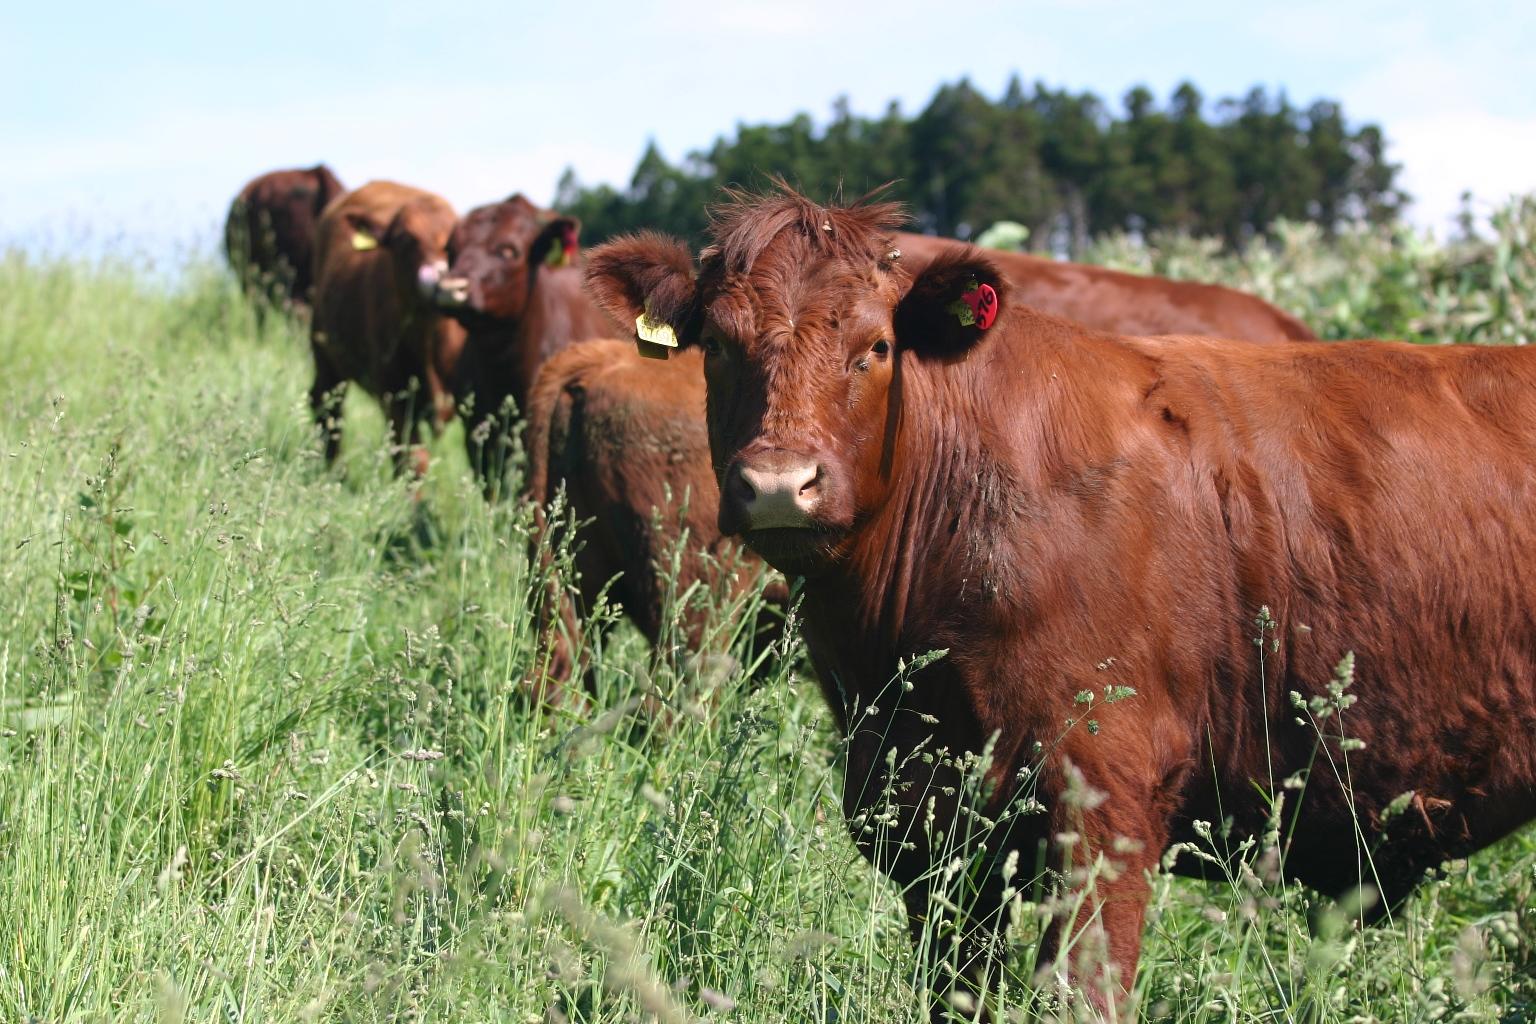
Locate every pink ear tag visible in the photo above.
<box><xmin>960</xmin><ymin>283</ymin><xmax>998</xmax><ymax>330</ymax></box>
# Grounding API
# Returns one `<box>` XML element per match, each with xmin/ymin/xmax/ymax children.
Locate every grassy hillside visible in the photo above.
<box><xmin>1</xmin><ymin>213</ymin><xmax>1533</xmax><ymax>1023</ymax></box>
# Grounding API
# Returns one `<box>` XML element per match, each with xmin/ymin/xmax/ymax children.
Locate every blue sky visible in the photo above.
<box><xmin>4</xmin><ymin>0</ymin><xmax>1533</xmax><ymax>260</ymax></box>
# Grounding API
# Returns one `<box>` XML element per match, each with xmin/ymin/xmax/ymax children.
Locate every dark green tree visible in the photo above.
<box><xmin>552</xmin><ymin>76</ymin><xmax>1404</xmax><ymax>252</ymax></box>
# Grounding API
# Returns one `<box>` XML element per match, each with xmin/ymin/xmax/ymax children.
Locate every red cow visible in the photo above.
<box><xmin>310</xmin><ymin>181</ymin><xmax>465</xmax><ymax>475</ymax></box>
<box><xmin>432</xmin><ymin>195</ymin><xmax>619</xmax><ymax>486</ymax></box>
<box><xmin>520</xmin><ymin>231</ymin><xmax>1310</xmax><ymax>705</ymax></box>
<box><xmin>524</xmin><ymin>339</ymin><xmax>786</xmax><ymax>694</ymax></box>
<box><xmin>586</xmin><ymin>187</ymin><xmax>1536</xmax><ymax>1018</ymax></box>
<box><xmin>225</xmin><ymin>164</ymin><xmax>346</xmax><ymax>313</ymax></box>
<box><xmin>896</xmin><ymin>231</ymin><xmax>1316</xmax><ymax>340</ymax></box>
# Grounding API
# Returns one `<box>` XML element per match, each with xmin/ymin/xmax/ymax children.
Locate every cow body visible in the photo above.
<box><xmin>225</xmin><ymin>164</ymin><xmax>346</xmax><ymax>313</ymax></box>
<box><xmin>586</xmin><ymin>188</ymin><xmax>1536</xmax><ymax>1018</ymax></box>
<box><xmin>896</xmin><ymin>231</ymin><xmax>1316</xmax><ymax>340</ymax></box>
<box><xmin>310</xmin><ymin>180</ymin><xmax>464</xmax><ymax>474</ymax></box>
<box><xmin>793</xmin><ymin>322</ymin><xmax>1536</xmax><ymax>912</ymax></box>
<box><xmin>434</xmin><ymin>196</ymin><xmax>620</xmax><ymax>485</ymax></box>
<box><xmin>524</xmin><ymin>340</ymin><xmax>785</xmax><ymax>692</ymax></box>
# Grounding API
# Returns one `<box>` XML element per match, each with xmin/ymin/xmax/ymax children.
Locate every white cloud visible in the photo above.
<box><xmin>1390</xmin><ymin>110</ymin><xmax>1536</xmax><ymax>235</ymax></box>
<box><xmin>1218</xmin><ymin>3</ymin><xmax>1536</xmax><ymax>231</ymax></box>
<box><xmin>1339</xmin><ymin>39</ymin><xmax>1536</xmax><ymax>233</ymax></box>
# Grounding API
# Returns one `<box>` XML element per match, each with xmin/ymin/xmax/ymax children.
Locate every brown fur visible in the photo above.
<box><xmin>586</xmin><ymin>187</ymin><xmax>1536</xmax><ymax>1018</ymax></box>
<box><xmin>896</xmin><ymin>230</ymin><xmax>1317</xmax><ymax>340</ymax></box>
<box><xmin>224</xmin><ymin>164</ymin><xmax>346</xmax><ymax>312</ymax></box>
<box><xmin>436</xmin><ymin>195</ymin><xmax>620</xmax><ymax>485</ymax></box>
<box><xmin>310</xmin><ymin>180</ymin><xmax>465</xmax><ymax>475</ymax></box>
<box><xmin>523</xmin><ymin>340</ymin><xmax>786</xmax><ymax>694</ymax></box>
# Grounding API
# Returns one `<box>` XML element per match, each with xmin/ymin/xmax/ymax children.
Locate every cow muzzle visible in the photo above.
<box><xmin>721</xmin><ymin>453</ymin><xmax>824</xmax><ymax>534</ymax></box>
<box><xmin>433</xmin><ymin>273</ymin><xmax>471</xmax><ymax>308</ymax></box>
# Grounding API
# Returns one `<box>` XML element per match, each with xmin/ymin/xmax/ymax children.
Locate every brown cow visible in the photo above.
<box><xmin>310</xmin><ymin>180</ymin><xmax>465</xmax><ymax>475</ymax></box>
<box><xmin>524</xmin><ymin>339</ymin><xmax>786</xmax><ymax>693</ymax></box>
<box><xmin>519</xmin><ymin>235</ymin><xmax>1307</xmax><ymax>702</ymax></box>
<box><xmin>896</xmin><ymin>231</ymin><xmax>1315</xmax><ymax>340</ymax></box>
<box><xmin>432</xmin><ymin>195</ymin><xmax>620</xmax><ymax>487</ymax></box>
<box><xmin>586</xmin><ymin>187</ymin><xmax>1536</xmax><ymax>1019</ymax></box>
<box><xmin>225</xmin><ymin>164</ymin><xmax>346</xmax><ymax>313</ymax></box>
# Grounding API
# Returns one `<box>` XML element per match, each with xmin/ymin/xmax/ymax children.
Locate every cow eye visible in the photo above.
<box><xmin>702</xmin><ymin>336</ymin><xmax>723</xmax><ymax>357</ymax></box>
<box><xmin>871</xmin><ymin>340</ymin><xmax>891</xmax><ymax>358</ymax></box>
<box><xmin>497</xmin><ymin>244</ymin><xmax>519</xmax><ymax>260</ymax></box>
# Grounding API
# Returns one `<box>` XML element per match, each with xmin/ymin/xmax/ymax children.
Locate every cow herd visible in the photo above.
<box><xmin>225</xmin><ymin>166</ymin><xmax>1536</xmax><ymax>1020</ymax></box>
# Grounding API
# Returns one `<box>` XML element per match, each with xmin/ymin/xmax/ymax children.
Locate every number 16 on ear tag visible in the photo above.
<box><xmin>636</xmin><ymin>309</ymin><xmax>678</xmax><ymax>360</ymax></box>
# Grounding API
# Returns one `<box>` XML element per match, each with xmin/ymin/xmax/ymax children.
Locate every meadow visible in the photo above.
<box><xmin>2</xmin><ymin>203</ymin><xmax>1534</xmax><ymax>1023</ymax></box>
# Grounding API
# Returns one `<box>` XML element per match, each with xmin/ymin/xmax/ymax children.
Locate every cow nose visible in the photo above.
<box><xmin>435</xmin><ymin>274</ymin><xmax>471</xmax><ymax>307</ymax></box>
<box><xmin>727</xmin><ymin>457</ymin><xmax>822</xmax><ymax>531</ymax></box>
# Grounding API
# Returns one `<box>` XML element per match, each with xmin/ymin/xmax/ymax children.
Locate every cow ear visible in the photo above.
<box><xmin>585</xmin><ymin>232</ymin><xmax>697</xmax><ymax>359</ymax></box>
<box><xmin>344</xmin><ymin>211</ymin><xmax>384</xmax><ymax>252</ymax></box>
<box><xmin>531</xmin><ymin>216</ymin><xmax>581</xmax><ymax>269</ymax></box>
<box><xmin>314</xmin><ymin>165</ymin><xmax>346</xmax><ymax>211</ymax></box>
<box><xmin>894</xmin><ymin>248</ymin><xmax>1008</xmax><ymax>357</ymax></box>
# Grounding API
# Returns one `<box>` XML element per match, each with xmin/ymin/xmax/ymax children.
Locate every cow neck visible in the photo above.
<box><xmin>797</xmin><ymin>333</ymin><xmax>1036</xmax><ymax>679</ymax></box>
<box><xmin>795</xmin><ymin>317</ymin><xmax>1157</xmax><ymax>724</ymax></box>
<box><xmin>482</xmin><ymin>266</ymin><xmax>593</xmax><ymax>359</ymax></box>
<box><xmin>523</xmin><ymin>266</ymin><xmax>583</xmax><ymax>361</ymax></box>
<box><xmin>466</xmin><ymin>271</ymin><xmax>539</xmax><ymax>363</ymax></box>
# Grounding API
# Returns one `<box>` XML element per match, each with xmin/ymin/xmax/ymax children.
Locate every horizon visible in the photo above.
<box><xmin>4</xmin><ymin>0</ymin><xmax>1533</xmax><ymax>262</ymax></box>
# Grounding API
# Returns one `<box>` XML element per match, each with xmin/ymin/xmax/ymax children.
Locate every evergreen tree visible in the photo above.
<box><xmin>552</xmin><ymin>76</ymin><xmax>1404</xmax><ymax>251</ymax></box>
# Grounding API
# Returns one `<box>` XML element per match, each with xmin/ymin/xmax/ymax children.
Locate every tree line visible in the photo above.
<box><xmin>555</xmin><ymin>76</ymin><xmax>1407</xmax><ymax>255</ymax></box>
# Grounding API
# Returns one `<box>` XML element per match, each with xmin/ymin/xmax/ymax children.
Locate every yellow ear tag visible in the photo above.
<box><xmin>635</xmin><ymin>310</ymin><xmax>678</xmax><ymax>348</ymax></box>
<box><xmin>545</xmin><ymin>245</ymin><xmax>570</xmax><ymax>268</ymax></box>
<box><xmin>351</xmin><ymin>230</ymin><xmax>378</xmax><ymax>252</ymax></box>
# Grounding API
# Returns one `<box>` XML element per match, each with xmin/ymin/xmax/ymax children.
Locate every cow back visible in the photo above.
<box><xmin>525</xmin><ymin>339</ymin><xmax>784</xmax><ymax>686</ymax></box>
<box><xmin>226</xmin><ymin>164</ymin><xmax>347</xmax><ymax>307</ymax></box>
<box><xmin>895</xmin><ymin>231</ymin><xmax>1315</xmax><ymax>341</ymax></box>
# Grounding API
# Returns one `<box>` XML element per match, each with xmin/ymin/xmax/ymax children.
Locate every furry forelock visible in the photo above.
<box><xmin>702</xmin><ymin>181</ymin><xmax>907</xmax><ymax>276</ymax></box>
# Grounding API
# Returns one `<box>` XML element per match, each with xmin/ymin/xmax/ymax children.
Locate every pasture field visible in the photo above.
<box><xmin>2</xmin><ymin>207</ymin><xmax>1535</xmax><ymax>1024</ymax></box>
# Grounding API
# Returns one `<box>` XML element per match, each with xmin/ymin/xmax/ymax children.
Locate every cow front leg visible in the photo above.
<box><xmin>1034</xmin><ymin>768</ymin><xmax>1168</xmax><ymax>1019</ymax></box>
<box><xmin>308</xmin><ymin>354</ymin><xmax>346</xmax><ymax>467</ymax></box>
<box><xmin>905</xmin><ymin>864</ymin><xmax>1025</xmax><ymax>1024</ymax></box>
<box><xmin>384</xmin><ymin>394</ymin><xmax>429</xmax><ymax>479</ymax></box>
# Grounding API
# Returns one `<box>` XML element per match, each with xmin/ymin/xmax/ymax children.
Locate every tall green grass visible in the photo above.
<box><xmin>1</xmin><ymin>219</ymin><xmax>1533</xmax><ymax>1024</ymax></box>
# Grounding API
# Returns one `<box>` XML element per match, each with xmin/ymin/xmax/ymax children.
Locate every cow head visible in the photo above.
<box><xmin>346</xmin><ymin>194</ymin><xmax>457</xmax><ymax>303</ymax></box>
<box><xmin>586</xmin><ymin>188</ymin><xmax>1007</xmax><ymax>577</ymax></box>
<box><xmin>434</xmin><ymin>195</ymin><xmax>580</xmax><ymax>326</ymax></box>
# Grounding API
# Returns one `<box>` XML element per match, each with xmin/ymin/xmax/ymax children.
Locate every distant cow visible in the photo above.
<box><xmin>432</xmin><ymin>195</ymin><xmax>620</xmax><ymax>487</ymax></box>
<box><xmin>587</xmin><ymin>187</ymin><xmax>1536</xmax><ymax>1018</ymax></box>
<box><xmin>524</xmin><ymin>339</ymin><xmax>785</xmax><ymax>693</ymax></box>
<box><xmin>310</xmin><ymin>180</ymin><xmax>464</xmax><ymax>475</ymax></box>
<box><xmin>895</xmin><ymin>230</ymin><xmax>1315</xmax><ymax>340</ymax></box>
<box><xmin>225</xmin><ymin>164</ymin><xmax>346</xmax><ymax>313</ymax></box>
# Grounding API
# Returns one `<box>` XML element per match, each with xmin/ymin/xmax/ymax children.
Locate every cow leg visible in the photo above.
<box><xmin>421</xmin><ymin>329</ymin><xmax>459</xmax><ymax>438</ymax></box>
<box><xmin>1033</xmin><ymin>775</ymin><xmax>1167</xmax><ymax>1019</ymax></box>
<box><xmin>463</xmin><ymin>406</ymin><xmax>513</xmax><ymax>498</ymax></box>
<box><xmin>466</xmin><ymin>389</ymin><xmax>521</xmax><ymax>498</ymax></box>
<box><xmin>251</xmin><ymin>283</ymin><xmax>270</xmax><ymax>332</ymax></box>
<box><xmin>384</xmin><ymin>397</ymin><xmax>429</xmax><ymax>479</ymax></box>
<box><xmin>526</xmin><ymin>505</ymin><xmax>587</xmax><ymax>703</ymax></box>
<box><xmin>309</xmin><ymin>355</ymin><xmax>347</xmax><ymax>467</ymax></box>
<box><xmin>906</xmin><ymin>876</ymin><xmax>1013</xmax><ymax>1024</ymax></box>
